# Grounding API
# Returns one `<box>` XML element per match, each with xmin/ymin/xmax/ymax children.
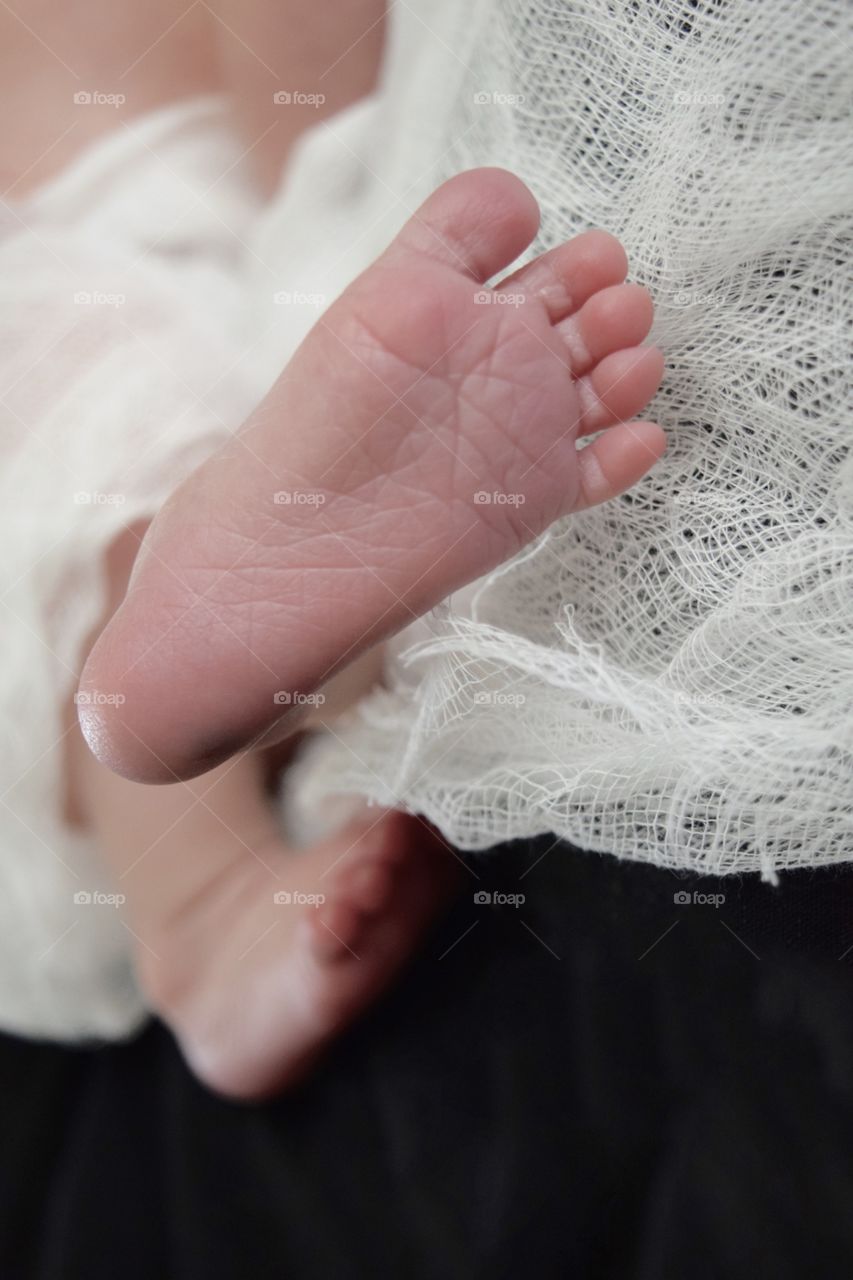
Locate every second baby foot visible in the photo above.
<box><xmin>81</xmin><ymin>167</ymin><xmax>665</xmax><ymax>781</ymax></box>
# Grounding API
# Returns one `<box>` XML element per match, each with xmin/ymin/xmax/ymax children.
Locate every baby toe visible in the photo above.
<box><xmin>576</xmin><ymin>345</ymin><xmax>664</xmax><ymax>435</ymax></box>
<box><xmin>558</xmin><ymin>282</ymin><xmax>654</xmax><ymax>375</ymax></box>
<box><xmin>494</xmin><ymin>228</ymin><xmax>628</xmax><ymax>322</ymax></box>
<box><xmin>391</xmin><ymin>167</ymin><xmax>540</xmax><ymax>282</ymax></box>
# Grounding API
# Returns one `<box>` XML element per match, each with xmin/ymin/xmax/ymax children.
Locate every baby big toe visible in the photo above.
<box><xmin>390</xmin><ymin>167</ymin><xmax>540</xmax><ymax>281</ymax></box>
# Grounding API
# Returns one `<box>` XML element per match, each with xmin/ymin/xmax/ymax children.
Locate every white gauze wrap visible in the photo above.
<box><xmin>279</xmin><ymin>0</ymin><xmax>853</xmax><ymax>882</ymax></box>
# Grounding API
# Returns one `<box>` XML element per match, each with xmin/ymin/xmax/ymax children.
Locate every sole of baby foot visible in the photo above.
<box><xmin>137</xmin><ymin>810</ymin><xmax>462</xmax><ymax>1099</ymax></box>
<box><xmin>80</xmin><ymin>166</ymin><xmax>665</xmax><ymax>783</ymax></box>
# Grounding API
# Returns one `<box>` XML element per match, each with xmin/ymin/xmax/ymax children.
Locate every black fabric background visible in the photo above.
<box><xmin>2</xmin><ymin>837</ymin><xmax>853</xmax><ymax>1279</ymax></box>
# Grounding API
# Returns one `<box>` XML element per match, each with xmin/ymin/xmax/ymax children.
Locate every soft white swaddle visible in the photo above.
<box><xmin>1</xmin><ymin>0</ymin><xmax>851</xmax><ymax>1039</ymax></box>
<box><xmin>0</xmin><ymin>100</ymin><xmax>261</xmax><ymax>1037</ymax></box>
<box><xmin>280</xmin><ymin>0</ymin><xmax>853</xmax><ymax>885</ymax></box>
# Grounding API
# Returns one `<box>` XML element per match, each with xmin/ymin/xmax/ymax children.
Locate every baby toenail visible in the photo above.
<box><xmin>539</xmin><ymin>281</ymin><xmax>574</xmax><ymax>314</ymax></box>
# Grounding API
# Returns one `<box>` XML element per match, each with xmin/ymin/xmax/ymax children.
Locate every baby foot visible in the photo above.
<box><xmin>136</xmin><ymin>803</ymin><xmax>459</xmax><ymax>1099</ymax></box>
<box><xmin>71</xmin><ymin>535</ymin><xmax>460</xmax><ymax>1100</ymax></box>
<box><xmin>80</xmin><ymin>167</ymin><xmax>665</xmax><ymax>781</ymax></box>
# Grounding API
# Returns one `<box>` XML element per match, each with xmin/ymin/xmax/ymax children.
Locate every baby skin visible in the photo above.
<box><xmin>78</xmin><ymin>169</ymin><xmax>665</xmax><ymax>1097</ymax></box>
